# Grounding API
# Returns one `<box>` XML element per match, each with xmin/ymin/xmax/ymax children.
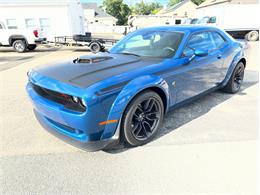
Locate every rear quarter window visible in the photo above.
<box><xmin>212</xmin><ymin>32</ymin><xmax>226</xmax><ymax>49</ymax></box>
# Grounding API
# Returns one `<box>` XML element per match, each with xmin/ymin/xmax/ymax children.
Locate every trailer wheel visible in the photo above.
<box><xmin>90</xmin><ymin>42</ymin><xmax>101</xmax><ymax>53</ymax></box>
<box><xmin>245</xmin><ymin>31</ymin><xmax>259</xmax><ymax>41</ymax></box>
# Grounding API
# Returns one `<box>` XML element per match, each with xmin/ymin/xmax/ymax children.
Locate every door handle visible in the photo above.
<box><xmin>217</xmin><ymin>54</ymin><xmax>222</xmax><ymax>59</ymax></box>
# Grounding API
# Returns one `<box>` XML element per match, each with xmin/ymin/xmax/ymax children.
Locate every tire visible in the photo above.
<box><xmin>27</xmin><ymin>44</ymin><xmax>37</xmax><ymax>51</ymax></box>
<box><xmin>89</xmin><ymin>42</ymin><xmax>101</xmax><ymax>53</ymax></box>
<box><xmin>12</xmin><ymin>40</ymin><xmax>27</xmax><ymax>53</ymax></box>
<box><xmin>222</xmin><ymin>62</ymin><xmax>245</xmax><ymax>94</ymax></box>
<box><xmin>121</xmin><ymin>90</ymin><xmax>164</xmax><ymax>147</ymax></box>
<box><xmin>245</xmin><ymin>31</ymin><xmax>259</xmax><ymax>41</ymax></box>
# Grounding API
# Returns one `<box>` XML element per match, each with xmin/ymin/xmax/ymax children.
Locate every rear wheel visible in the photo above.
<box><xmin>222</xmin><ymin>62</ymin><xmax>245</xmax><ymax>93</ymax></box>
<box><xmin>27</xmin><ymin>44</ymin><xmax>37</xmax><ymax>51</ymax></box>
<box><xmin>13</xmin><ymin>40</ymin><xmax>27</xmax><ymax>53</ymax></box>
<box><xmin>121</xmin><ymin>90</ymin><xmax>164</xmax><ymax>147</ymax></box>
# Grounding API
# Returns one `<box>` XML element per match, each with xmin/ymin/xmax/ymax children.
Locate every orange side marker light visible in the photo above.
<box><xmin>99</xmin><ymin>120</ymin><xmax>118</xmax><ymax>125</ymax></box>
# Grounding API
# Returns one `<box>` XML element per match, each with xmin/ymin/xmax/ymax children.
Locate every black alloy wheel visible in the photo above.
<box><xmin>233</xmin><ymin>64</ymin><xmax>245</xmax><ymax>91</ymax></box>
<box><xmin>131</xmin><ymin>98</ymin><xmax>160</xmax><ymax>140</ymax></box>
<box><xmin>222</xmin><ymin>61</ymin><xmax>245</xmax><ymax>93</ymax></box>
<box><xmin>121</xmin><ymin>90</ymin><xmax>164</xmax><ymax>146</ymax></box>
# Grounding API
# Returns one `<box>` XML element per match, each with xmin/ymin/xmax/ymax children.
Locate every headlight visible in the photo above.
<box><xmin>71</xmin><ymin>96</ymin><xmax>86</xmax><ymax>108</ymax></box>
<box><xmin>80</xmin><ymin>98</ymin><xmax>87</xmax><ymax>107</ymax></box>
<box><xmin>71</xmin><ymin>96</ymin><xmax>79</xmax><ymax>103</ymax></box>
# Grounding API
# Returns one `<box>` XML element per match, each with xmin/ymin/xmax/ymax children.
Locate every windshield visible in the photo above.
<box><xmin>109</xmin><ymin>30</ymin><xmax>184</xmax><ymax>58</ymax></box>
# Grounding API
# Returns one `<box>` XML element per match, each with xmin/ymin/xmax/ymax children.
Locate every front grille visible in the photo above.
<box><xmin>31</xmin><ymin>82</ymin><xmax>85</xmax><ymax>112</ymax></box>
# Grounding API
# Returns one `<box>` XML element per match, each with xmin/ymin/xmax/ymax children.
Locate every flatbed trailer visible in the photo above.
<box><xmin>225</xmin><ymin>28</ymin><xmax>259</xmax><ymax>41</ymax></box>
<box><xmin>54</xmin><ymin>33</ymin><xmax>119</xmax><ymax>53</ymax></box>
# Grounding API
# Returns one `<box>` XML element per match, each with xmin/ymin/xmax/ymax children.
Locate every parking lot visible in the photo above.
<box><xmin>0</xmin><ymin>41</ymin><xmax>259</xmax><ymax>194</ymax></box>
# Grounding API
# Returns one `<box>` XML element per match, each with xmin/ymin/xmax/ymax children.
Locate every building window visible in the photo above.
<box><xmin>6</xmin><ymin>19</ymin><xmax>17</xmax><ymax>29</ymax></box>
<box><xmin>175</xmin><ymin>20</ymin><xmax>181</xmax><ymax>25</ymax></box>
<box><xmin>25</xmin><ymin>18</ymin><xmax>37</xmax><ymax>29</ymax></box>
<box><xmin>39</xmin><ymin>18</ymin><xmax>50</xmax><ymax>31</ymax></box>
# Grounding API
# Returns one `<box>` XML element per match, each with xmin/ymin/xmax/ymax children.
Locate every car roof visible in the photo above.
<box><xmin>139</xmin><ymin>25</ymin><xmax>221</xmax><ymax>34</ymax></box>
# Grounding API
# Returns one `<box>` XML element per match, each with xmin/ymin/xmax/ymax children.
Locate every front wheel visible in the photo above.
<box><xmin>121</xmin><ymin>90</ymin><xmax>164</xmax><ymax>147</ymax></box>
<box><xmin>222</xmin><ymin>62</ymin><xmax>245</xmax><ymax>94</ymax></box>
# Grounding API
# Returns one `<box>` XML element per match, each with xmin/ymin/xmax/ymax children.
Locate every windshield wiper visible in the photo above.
<box><xmin>117</xmin><ymin>52</ymin><xmax>140</xmax><ymax>57</ymax></box>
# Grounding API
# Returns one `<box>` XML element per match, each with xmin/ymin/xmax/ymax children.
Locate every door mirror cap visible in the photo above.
<box><xmin>194</xmin><ymin>49</ymin><xmax>208</xmax><ymax>57</ymax></box>
<box><xmin>184</xmin><ymin>49</ymin><xmax>209</xmax><ymax>65</ymax></box>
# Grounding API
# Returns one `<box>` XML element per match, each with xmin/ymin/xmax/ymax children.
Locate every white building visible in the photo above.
<box><xmin>0</xmin><ymin>0</ymin><xmax>85</xmax><ymax>41</ymax></box>
<box><xmin>82</xmin><ymin>3</ymin><xmax>117</xmax><ymax>27</ymax></box>
<box><xmin>157</xmin><ymin>0</ymin><xmax>197</xmax><ymax>18</ymax></box>
<box><xmin>81</xmin><ymin>3</ymin><xmax>124</xmax><ymax>35</ymax></box>
<box><xmin>128</xmin><ymin>0</ymin><xmax>197</xmax><ymax>29</ymax></box>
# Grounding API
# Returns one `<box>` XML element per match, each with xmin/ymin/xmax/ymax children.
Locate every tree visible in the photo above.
<box><xmin>191</xmin><ymin>0</ymin><xmax>206</xmax><ymax>5</ymax></box>
<box><xmin>131</xmin><ymin>2</ymin><xmax>163</xmax><ymax>15</ymax></box>
<box><xmin>168</xmin><ymin>0</ymin><xmax>206</xmax><ymax>6</ymax></box>
<box><xmin>168</xmin><ymin>0</ymin><xmax>183</xmax><ymax>6</ymax></box>
<box><xmin>103</xmin><ymin>0</ymin><xmax>131</xmax><ymax>25</ymax></box>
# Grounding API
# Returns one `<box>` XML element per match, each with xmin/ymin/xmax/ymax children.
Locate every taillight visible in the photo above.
<box><xmin>33</xmin><ymin>30</ymin><xmax>38</xmax><ymax>38</ymax></box>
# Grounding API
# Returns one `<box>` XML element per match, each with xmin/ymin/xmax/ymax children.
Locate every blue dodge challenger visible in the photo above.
<box><xmin>26</xmin><ymin>26</ymin><xmax>246</xmax><ymax>151</ymax></box>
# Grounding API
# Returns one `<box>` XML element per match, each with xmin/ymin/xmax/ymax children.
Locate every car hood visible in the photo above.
<box><xmin>34</xmin><ymin>53</ymin><xmax>162</xmax><ymax>88</ymax></box>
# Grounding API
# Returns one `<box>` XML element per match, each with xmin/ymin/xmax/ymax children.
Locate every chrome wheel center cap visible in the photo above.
<box><xmin>138</xmin><ymin>113</ymin><xmax>145</xmax><ymax>121</ymax></box>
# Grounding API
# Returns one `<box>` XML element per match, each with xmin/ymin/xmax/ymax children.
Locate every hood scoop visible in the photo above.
<box><xmin>73</xmin><ymin>56</ymin><xmax>113</xmax><ymax>64</ymax></box>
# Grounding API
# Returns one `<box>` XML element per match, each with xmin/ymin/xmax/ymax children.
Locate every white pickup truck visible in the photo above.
<box><xmin>0</xmin><ymin>22</ymin><xmax>46</xmax><ymax>52</ymax></box>
<box><xmin>195</xmin><ymin>4</ymin><xmax>259</xmax><ymax>41</ymax></box>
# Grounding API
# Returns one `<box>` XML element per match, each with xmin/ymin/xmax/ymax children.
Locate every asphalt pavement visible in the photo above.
<box><xmin>0</xmin><ymin>41</ymin><xmax>259</xmax><ymax>194</ymax></box>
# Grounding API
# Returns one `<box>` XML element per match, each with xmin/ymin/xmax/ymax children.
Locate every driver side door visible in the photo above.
<box><xmin>175</xmin><ymin>31</ymin><xmax>223</xmax><ymax>103</ymax></box>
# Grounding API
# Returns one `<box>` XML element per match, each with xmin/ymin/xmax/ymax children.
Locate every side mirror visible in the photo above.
<box><xmin>194</xmin><ymin>49</ymin><xmax>208</xmax><ymax>57</ymax></box>
<box><xmin>187</xmin><ymin>49</ymin><xmax>208</xmax><ymax>63</ymax></box>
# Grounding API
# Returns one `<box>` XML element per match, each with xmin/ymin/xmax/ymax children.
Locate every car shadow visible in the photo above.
<box><xmin>73</xmin><ymin>48</ymin><xmax>91</xmax><ymax>52</ymax></box>
<box><xmin>103</xmin><ymin>70</ymin><xmax>258</xmax><ymax>154</ymax></box>
<box><xmin>0</xmin><ymin>46</ymin><xmax>60</xmax><ymax>53</ymax></box>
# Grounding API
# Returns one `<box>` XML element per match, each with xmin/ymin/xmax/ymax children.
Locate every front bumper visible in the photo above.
<box><xmin>26</xmin><ymin>80</ymin><xmax>120</xmax><ymax>151</ymax></box>
<box><xmin>34</xmin><ymin>109</ymin><xmax>119</xmax><ymax>151</ymax></box>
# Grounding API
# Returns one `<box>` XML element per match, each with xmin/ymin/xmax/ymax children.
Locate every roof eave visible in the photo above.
<box><xmin>197</xmin><ymin>0</ymin><xmax>231</xmax><ymax>8</ymax></box>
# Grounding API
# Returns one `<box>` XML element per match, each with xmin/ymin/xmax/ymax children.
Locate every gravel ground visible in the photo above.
<box><xmin>0</xmin><ymin>41</ymin><xmax>259</xmax><ymax>194</ymax></box>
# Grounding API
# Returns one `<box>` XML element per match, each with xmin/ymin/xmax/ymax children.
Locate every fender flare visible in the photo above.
<box><xmin>101</xmin><ymin>74</ymin><xmax>170</xmax><ymax>139</ymax></box>
<box><xmin>8</xmin><ymin>35</ymin><xmax>28</xmax><ymax>46</ymax></box>
<box><xmin>220</xmin><ymin>50</ymin><xmax>246</xmax><ymax>87</ymax></box>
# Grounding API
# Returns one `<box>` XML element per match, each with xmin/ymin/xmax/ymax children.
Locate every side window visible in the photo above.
<box><xmin>175</xmin><ymin>19</ymin><xmax>181</xmax><ymax>25</ymax></box>
<box><xmin>39</xmin><ymin>18</ymin><xmax>51</xmax><ymax>31</ymax></box>
<box><xmin>183</xmin><ymin>32</ymin><xmax>216</xmax><ymax>57</ymax></box>
<box><xmin>211</xmin><ymin>32</ymin><xmax>226</xmax><ymax>49</ymax></box>
<box><xmin>6</xmin><ymin>19</ymin><xmax>17</xmax><ymax>29</ymax></box>
<box><xmin>25</xmin><ymin>18</ymin><xmax>37</xmax><ymax>29</ymax></box>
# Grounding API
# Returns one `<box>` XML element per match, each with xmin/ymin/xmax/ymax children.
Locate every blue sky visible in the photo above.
<box><xmin>80</xmin><ymin>0</ymin><xmax>169</xmax><ymax>6</ymax></box>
